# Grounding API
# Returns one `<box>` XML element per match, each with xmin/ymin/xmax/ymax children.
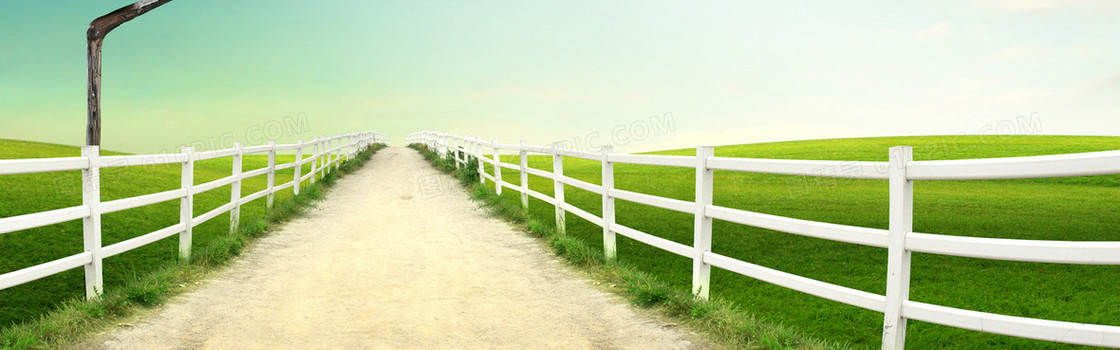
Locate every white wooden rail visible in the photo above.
<box><xmin>0</xmin><ymin>131</ymin><xmax>389</xmax><ymax>299</ymax></box>
<box><xmin>405</xmin><ymin>130</ymin><xmax>1120</xmax><ymax>349</ymax></box>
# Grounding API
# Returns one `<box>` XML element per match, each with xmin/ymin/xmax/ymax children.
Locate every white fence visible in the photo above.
<box><xmin>0</xmin><ymin>131</ymin><xmax>389</xmax><ymax>299</ymax></box>
<box><xmin>405</xmin><ymin>130</ymin><xmax>1120</xmax><ymax>349</ymax></box>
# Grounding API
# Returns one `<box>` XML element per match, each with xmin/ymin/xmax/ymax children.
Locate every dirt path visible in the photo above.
<box><xmin>83</xmin><ymin>147</ymin><xmax>706</xmax><ymax>350</ymax></box>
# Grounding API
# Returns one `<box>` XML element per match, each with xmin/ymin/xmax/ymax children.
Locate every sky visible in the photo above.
<box><xmin>0</xmin><ymin>0</ymin><xmax>1117</xmax><ymax>154</ymax></box>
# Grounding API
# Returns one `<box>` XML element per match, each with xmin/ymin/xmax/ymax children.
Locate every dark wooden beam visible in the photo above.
<box><xmin>87</xmin><ymin>0</ymin><xmax>174</xmax><ymax>146</ymax></box>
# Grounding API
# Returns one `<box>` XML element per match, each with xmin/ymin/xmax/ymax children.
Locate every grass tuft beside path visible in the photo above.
<box><xmin>416</xmin><ymin>135</ymin><xmax>1120</xmax><ymax>349</ymax></box>
<box><xmin>0</xmin><ymin>139</ymin><xmax>384</xmax><ymax>349</ymax></box>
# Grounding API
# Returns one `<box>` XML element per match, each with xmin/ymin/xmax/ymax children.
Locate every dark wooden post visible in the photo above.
<box><xmin>87</xmin><ymin>0</ymin><xmax>174</xmax><ymax>146</ymax></box>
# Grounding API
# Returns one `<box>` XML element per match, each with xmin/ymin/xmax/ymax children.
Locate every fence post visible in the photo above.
<box><xmin>519</xmin><ymin>140</ymin><xmax>529</xmax><ymax>209</ymax></box>
<box><xmin>553</xmin><ymin>142</ymin><xmax>566</xmax><ymax>235</ymax></box>
<box><xmin>454</xmin><ymin>134</ymin><xmax>462</xmax><ymax>169</ymax></box>
<box><xmin>179</xmin><ymin>146</ymin><xmax>194</xmax><ymax>261</ymax></box>
<box><xmin>81</xmin><ymin>145</ymin><xmax>103</xmax><ymax>299</ymax></box>
<box><xmin>692</xmin><ymin>146</ymin><xmax>715</xmax><ymax>299</ymax></box>
<box><xmin>493</xmin><ymin>139</ymin><xmax>502</xmax><ymax>195</ymax></box>
<box><xmin>266</xmin><ymin>140</ymin><xmax>277</xmax><ymax>209</ymax></box>
<box><xmin>332</xmin><ymin>136</ymin><xmax>339</xmax><ymax>171</ymax></box>
<box><xmin>322</xmin><ymin>136</ymin><xmax>330</xmax><ymax>177</ymax></box>
<box><xmin>477</xmin><ymin>137</ymin><xmax>487</xmax><ymax>186</ymax></box>
<box><xmin>310</xmin><ymin>137</ymin><xmax>318</xmax><ymax>185</ymax></box>
<box><xmin>328</xmin><ymin>136</ymin><xmax>335</xmax><ymax>172</ymax></box>
<box><xmin>882</xmin><ymin>146</ymin><xmax>914</xmax><ymax>349</ymax></box>
<box><xmin>601</xmin><ymin>145</ymin><xmax>616</xmax><ymax>260</ymax></box>
<box><xmin>294</xmin><ymin>139</ymin><xmax>303</xmax><ymax>195</ymax></box>
<box><xmin>230</xmin><ymin>142</ymin><xmax>243</xmax><ymax>234</ymax></box>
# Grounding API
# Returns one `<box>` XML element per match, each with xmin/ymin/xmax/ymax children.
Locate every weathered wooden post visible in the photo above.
<box><xmin>86</xmin><ymin>0</ymin><xmax>174</xmax><ymax>146</ymax></box>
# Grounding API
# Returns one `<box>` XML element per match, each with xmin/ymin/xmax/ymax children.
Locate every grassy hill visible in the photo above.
<box><xmin>494</xmin><ymin>135</ymin><xmax>1120</xmax><ymax>349</ymax></box>
<box><xmin>0</xmin><ymin>139</ymin><xmax>317</xmax><ymax>327</ymax></box>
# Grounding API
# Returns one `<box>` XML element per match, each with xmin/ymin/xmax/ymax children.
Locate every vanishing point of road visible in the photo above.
<box><xmin>83</xmin><ymin>147</ymin><xmax>707</xmax><ymax>350</ymax></box>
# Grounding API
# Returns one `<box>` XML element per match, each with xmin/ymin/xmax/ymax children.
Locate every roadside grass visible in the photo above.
<box><xmin>412</xmin><ymin>143</ymin><xmax>847</xmax><ymax>350</ymax></box>
<box><xmin>416</xmin><ymin>135</ymin><xmax>1120</xmax><ymax>349</ymax></box>
<box><xmin>0</xmin><ymin>139</ymin><xmax>384</xmax><ymax>349</ymax></box>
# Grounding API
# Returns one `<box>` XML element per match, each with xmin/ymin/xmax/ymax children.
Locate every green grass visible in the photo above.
<box><xmin>0</xmin><ymin>139</ymin><xmax>382</xmax><ymax>348</ymax></box>
<box><xmin>465</xmin><ymin>135</ymin><xmax>1120</xmax><ymax>349</ymax></box>
<box><xmin>412</xmin><ymin>144</ymin><xmax>846</xmax><ymax>349</ymax></box>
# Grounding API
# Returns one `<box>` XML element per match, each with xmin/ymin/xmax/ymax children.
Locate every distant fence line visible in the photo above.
<box><xmin>0</xmin><ymin>131</ymin><xmax>389</xmax><ymax>299</ymax></box>
<box><xmin>405</xmin><ymin>130</ymin><xmax>1120</xmax><ymax>349</ymax></box>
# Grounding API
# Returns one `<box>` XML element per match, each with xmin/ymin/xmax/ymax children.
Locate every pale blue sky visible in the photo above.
<box><xmin>1</xmin><ymin>0</ymin><xmax>1117</xmax><ymax>153</ymax></box>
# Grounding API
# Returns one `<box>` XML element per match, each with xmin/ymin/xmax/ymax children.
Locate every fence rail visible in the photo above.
<box><xmin>405</xmin><ymin>130</ymin><xmax>1120</xmax><ymax>349</ymax></box>
<box><xmin>0</xmin><ymin>131</ymin><xmax>389</xmax><ymax>297</ymax></box>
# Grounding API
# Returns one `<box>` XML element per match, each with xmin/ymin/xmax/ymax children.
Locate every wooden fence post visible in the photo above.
<box><xmin>477</xmin><ymin>137</ymin><xmax>487</xmax><ymax>186</ymax></box>
<box><xmin>333</xmin><ymin>136</ymin><xmax>340</xmax><ymax>171</ymax></box>
<box><xmin>493</xmin><ymin>140</ymin><xmax>502</xmax><ymax>195</ymax></box>
<box><xmin>294</xmin><ymin>139</ymin><xmax>303</xmax><ymax>195</ymax></box>
<box><xmin>692</xmin><ymin>146</ymin><xmax>714</xmax><ymax>299</ymax></box>
<box><xmin>266</xmin><ymin>140</ymin><xmax>277</xmax><ymax>209</ymax></box>
<box><xmin>882</xmin><ymin>146</ymin><xmax>914</xmax><ymax>349</ymax></box>
<box><xmin>322</xmin><ymin>136</ymin><xmax>330</xmax><ymax>177</ymax></box>
<box><xmin>519</xmin><ymin>140</ymin><xmax>529</xmax><ymax>209</ymax></box>
<box><xmin>179</xmin><ymin>146</ymin><xmax>194</xmax><ymax>261</ymax></box>
<box><xmin>310</xmin><ymin>137</ymin><xmax>318</xmax><ymax>185</ymax></box>
<box><xmin>553</xmin><ymin>142</ymin><xmax>566</xmax><ymax>235</ymax></box>
<box><xmin>230</xmin><ymin>142</ymin><xmax>243</xmax><ymax>234</ymax></box>
<box><xmin>81</xmin><ymin>145</ymin><xmax>103</xmax><ymax>299</ymax></box>
<box><xmin>601</xmin><ymin>145</ymin><xmax>616</xmax><ymax>260</ymax></box>
<box><xmin>454</xmin><ymin>134</ymin><xmax>462</xmax><ymax>169</ymax></box>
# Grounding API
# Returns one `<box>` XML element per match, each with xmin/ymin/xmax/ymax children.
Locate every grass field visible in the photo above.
<box><xmin>481</xmin><ymin>135</ymin><xmax>1120</xmax><ymax>349</ymax></box>
<box><xmin>0</xmin><ymin>139</ymin><xmax>333</xmax><ymax>328</ymax></box>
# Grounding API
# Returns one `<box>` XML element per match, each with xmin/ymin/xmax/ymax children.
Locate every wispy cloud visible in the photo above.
<box><xmin>995</xmin><ymin>89</ymin><xmax>1055</xmax><ymax>102</ymax></box>
<box><xmin>992</xmin><ymin>0</ymin><xmax>1070</xmax><ymax>11</ymax></box>
<box><xmin>982</xmin><ymin>46</ymin><xmax>1049</xmax><ymax>62</ymax></box>
<box><xmin>990</xmin><ymin>0</ymin><xmax>1116</xmax><ymax>12</ymax></box>
<box><xmin>468</xmin><ymin>87</ymin><xmax>571</xmax><ymax>100</ymax></box>
<box><xmin>917</xmin><ymin>23</ymin><xmax>953</xmax><ymax>38</ymax></box>
<box><xmin>1080</xmin><ymin>71</ymin><xmax>1120</xmax><ymax>90</ymax></box>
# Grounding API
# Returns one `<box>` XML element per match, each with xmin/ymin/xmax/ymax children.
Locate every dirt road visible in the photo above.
<box><xmin>84</xmin><ymin>147</ymin><xmax>706</xmax><ymax>349</ymax></box>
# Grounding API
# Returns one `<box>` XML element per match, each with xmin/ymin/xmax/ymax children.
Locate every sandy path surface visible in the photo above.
<box><xmin>83</xmin><ymin>147</ymin><xmax>706</xmax><ymax>350</ymax></box>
